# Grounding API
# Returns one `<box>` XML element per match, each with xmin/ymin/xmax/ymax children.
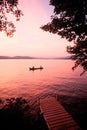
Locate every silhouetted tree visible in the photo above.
<box><xmin>0</xmin><ymin>0</ymin><xmax>23</xmax><ymax>37</ymax></box>
<box><xmin>41</xmin><ymin>0</ymin><xmax>87</xmax><ymax>75</ymax></box>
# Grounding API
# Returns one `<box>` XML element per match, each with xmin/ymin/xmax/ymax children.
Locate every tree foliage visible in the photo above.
<box><xmin>41</xmin><ymin>0</ymin><xmax>87</xmax><ymax>75</ymax></box>
<box><xmin>0</xmin><ymin>0</ymin><xmax>23</xmax><ymax>37</ymax></box>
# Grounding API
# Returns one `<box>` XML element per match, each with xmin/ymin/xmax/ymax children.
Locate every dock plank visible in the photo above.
<box><xmin>40</xmin><ymin>97</ymin><xmax>81</xmax><ymax>130</ymax></box>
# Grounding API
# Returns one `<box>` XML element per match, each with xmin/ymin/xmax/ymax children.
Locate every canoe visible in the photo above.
<box><xmin>29</xmin><ymin>67</ymin><xmax>43</xmax><ymax>71</ymax></box>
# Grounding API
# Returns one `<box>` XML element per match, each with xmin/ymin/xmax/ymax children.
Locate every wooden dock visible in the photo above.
<box><xmin>40</xmin><ymin>97</ymin><xmax>81</xmax><ymax>130</ymax></box>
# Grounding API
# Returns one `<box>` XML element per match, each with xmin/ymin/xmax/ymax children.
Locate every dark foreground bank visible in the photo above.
<box><xmin>0</xmin><ymin>96</ymin><xmax>87</xmax><ymax>130</ymax></box>
<box><xmin>0</xmin><ymin>97</ymin><xmax>48</xmax><ymax>130</ymax></box>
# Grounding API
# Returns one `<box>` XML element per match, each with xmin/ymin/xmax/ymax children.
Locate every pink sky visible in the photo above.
<box><xmin>0</xmin><ymin>0</ymin><xmax>71</xmax><ymax>57</ymax></box>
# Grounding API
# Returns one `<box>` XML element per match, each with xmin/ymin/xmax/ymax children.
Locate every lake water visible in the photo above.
<box><xmin>0</xmin><ymin>59</ymin><xmax>87</xmax><ymax>99</ymax></box>
<box><xmin>0</xmin><ymin>59</ymin><xmax>87</xmax><ymax>129</ymax></box>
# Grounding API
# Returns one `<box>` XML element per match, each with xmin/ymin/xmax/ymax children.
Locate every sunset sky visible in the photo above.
<box><xmin>0</xmin><ymin>0</ymin><xmax>71</xmax><ymax>57</ymax></box>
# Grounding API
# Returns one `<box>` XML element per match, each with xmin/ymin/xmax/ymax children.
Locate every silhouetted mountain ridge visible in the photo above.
<box><xmin>0</xmin><ymin>56</ymin><xmax>71</xmax><ymax>59</ymax></box>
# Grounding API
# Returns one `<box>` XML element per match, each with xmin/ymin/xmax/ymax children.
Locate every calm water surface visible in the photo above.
<box><xmin>0</xmin><ymin>59</ymin><xmax>87</xmax><ymax>100</ymax></box>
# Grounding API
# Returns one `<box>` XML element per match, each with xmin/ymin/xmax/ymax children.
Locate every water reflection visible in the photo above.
<box><xmin>0</xmin><ymin>59</ymin><xmax>87</xmax><ymax>99</ymax></box>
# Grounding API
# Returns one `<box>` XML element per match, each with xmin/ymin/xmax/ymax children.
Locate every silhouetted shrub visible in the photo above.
<box><xmin>0</xmin><ymin>97</ymin><xmax>34</xmax><ymax>129</ymax></box>
<box><xmin>0</xmin><ymin>97</ymin><xmax>48</xmax><ymax>130</ymax></box>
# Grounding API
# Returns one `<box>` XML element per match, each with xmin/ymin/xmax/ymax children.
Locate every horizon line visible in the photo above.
<box><xmin>0</xmin><ymin>55</ymin><xmax>71</xmax><ymax>59</ymax></box>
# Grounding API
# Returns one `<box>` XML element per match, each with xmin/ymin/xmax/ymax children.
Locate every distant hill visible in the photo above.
<box><xmin>0</xmin><ymin>56</ymin><xmax>34</xmax><ymax>59</ymax></box>
<box><xmin>0</xmin><ymin>56</ymin><xmax>71</xmax><ymax>59</ymax></box>
<box><xmin>52</xmin><ymin>56</ymin><xmax>71</xmax><ymax>60</ymax></box>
